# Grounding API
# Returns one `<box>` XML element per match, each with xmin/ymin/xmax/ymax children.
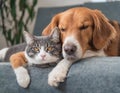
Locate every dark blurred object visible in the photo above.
<box><xmin>0</xmin><ymin>0</ymin><xmax>3</xmax><ymax>9</ymax></box>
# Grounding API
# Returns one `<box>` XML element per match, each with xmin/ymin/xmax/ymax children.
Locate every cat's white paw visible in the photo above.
<box><xmin>14</xmin><ymin>67</ymin><xmax>30</xmax><ymax>88</ymax></box>
<box><xmin>48</xmin><ymin>67</ymin><xmax>67</xmax><ymax>87</ymax></box>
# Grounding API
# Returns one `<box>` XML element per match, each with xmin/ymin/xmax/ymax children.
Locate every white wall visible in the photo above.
<box><xmin>37</xmin><ymin>0</ymin><xmax>91</xmax><ymax>7</ymax></box>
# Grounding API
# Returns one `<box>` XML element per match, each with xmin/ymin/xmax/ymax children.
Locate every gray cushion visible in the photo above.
<box><xmin>1</xmin><ymin>57</ymin><xmax>120</xmax><ymax>93</ymax></box>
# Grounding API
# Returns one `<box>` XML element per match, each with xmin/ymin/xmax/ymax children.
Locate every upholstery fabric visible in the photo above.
<box><xmin>1</xmin><ymin>57</ymin><xmax>120</xmax><ymax>93</ymax></box>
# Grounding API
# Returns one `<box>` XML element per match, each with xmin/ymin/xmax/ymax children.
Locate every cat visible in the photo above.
<box><xmin>24</xmin><ymin>27</ymin><xmax>62</xmax><ymax>65</ymax></box>
<box><xmin>0</xmin><ymin>27</ymin><xmax>62</xmax><ymax>63</ymax></box>
<box><xmin>0</xmin><ymin>27</ymin><xmax>62</xmax><ymax>88</ymax></box>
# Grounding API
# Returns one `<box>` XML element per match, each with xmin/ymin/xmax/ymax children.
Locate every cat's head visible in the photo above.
<box><xmin>23</xmin><ymin>27</ymin><xmax>62</xmax><ymax>65</ymax></box>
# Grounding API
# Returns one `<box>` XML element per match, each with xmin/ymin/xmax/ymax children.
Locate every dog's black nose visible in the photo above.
<box><xmin>64</xmin><ymin>44</ymin><xmax>76</xmax><ymax>55</ymax></box>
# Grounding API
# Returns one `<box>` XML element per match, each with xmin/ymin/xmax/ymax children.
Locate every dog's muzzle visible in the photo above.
<box><xmin>64</xmin><ymin>44</ymin><xmax>77</xmax><ymax>55</ymax></box>
<box><xmin>63</xmin><ymin>43</ymin><xmax>77</xmax><ymax>60</ymax></box>
<box><xmin>62</xmin><ymin>36</ymin><xmax>82</xmax><ymax>60</ymax></box>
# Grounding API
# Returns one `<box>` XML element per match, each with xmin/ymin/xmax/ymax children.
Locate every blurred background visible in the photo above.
<box><xmin>0</xmin><ymin>0</ymin><xmax>118</xmax><ymax>49</ymax></box>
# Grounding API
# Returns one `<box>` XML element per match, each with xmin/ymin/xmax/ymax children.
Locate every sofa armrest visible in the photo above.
<box><xmin>0</xmin><ymin>57</ymin><xmax>120</xmax><ymax>93</ymax></box>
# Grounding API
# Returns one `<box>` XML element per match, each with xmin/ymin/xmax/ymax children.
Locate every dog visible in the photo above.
<box><xmin>10</xmin><ymin>7</ymin><xmax>120</xmax><ymax>87</ymax></box>
<box><xmin>42</xmin><ymin>7</ymin><xmax>120</xmax><ymax>87</ymax></box>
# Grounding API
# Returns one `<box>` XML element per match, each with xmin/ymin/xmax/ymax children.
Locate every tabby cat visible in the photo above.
<box><xmin>24</xmin><ymin>27</ymin><xmax>62</xmax><ymax>65</ymax></box>
<box><xmin>0</xmin><ymin>27</ymin><xmax>62</xmax><ymax>88</ymax></box>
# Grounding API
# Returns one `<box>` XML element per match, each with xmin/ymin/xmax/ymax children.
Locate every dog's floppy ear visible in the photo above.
<box><xmin>92</xmin><ymin>10</ymin><xmax>116</xmax><ymax>49</ymax></box>
<box><xmin>42</xmin><ymin>14</ymin><xmax>60</xmax><ymax>36</ymax></box>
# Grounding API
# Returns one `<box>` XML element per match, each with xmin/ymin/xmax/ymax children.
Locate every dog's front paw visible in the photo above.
<box><xmin>48</xmin><ymin>67</ymin><xmax>67</xmax><ymax>87</ymax></box>
<box><xmin>14</xmin><ymin>67</ymin><xmax>30</xmax><ymax>88</ymax></box>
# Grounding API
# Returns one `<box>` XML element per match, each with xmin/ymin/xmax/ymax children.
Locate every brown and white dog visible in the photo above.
<box><xmin>42</xmin><ymin>7</ymin><xmax>120</xmax><ymax>87</ymax></box>
<box><xmin>10</xmin><ymin>7</ymin><xmax>120</xmax><ymax>87</ymax></box>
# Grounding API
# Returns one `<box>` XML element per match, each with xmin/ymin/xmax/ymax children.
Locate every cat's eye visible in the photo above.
<box><xmin>34</xmin><ymin>47</ymin><xmax>39</xmax><ymax>52</ymax></box>
<box><xmin>46</xmin><ymin>47</ymin><xmax>52</xmax><ymax>52</ymax></box>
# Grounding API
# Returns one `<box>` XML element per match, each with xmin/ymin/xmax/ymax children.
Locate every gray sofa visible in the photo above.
<box><xmin>1</xmin><ymin>1</ymin><xmax>120</xmax><ymax>93</ymax></box>
<box><xmin>1</xmin><ymin>57</ymin><xmax>120</xmax><ymax>93</ymax></box>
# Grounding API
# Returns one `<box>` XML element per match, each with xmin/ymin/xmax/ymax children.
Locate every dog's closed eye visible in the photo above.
<box><xmin>79</xmin><ymin>25</ymin><xmax>89</xmax><ymax>30</ymax></box>
<box><xmin>60</xmin><ymin>28</ymin><xmax>66</xmax><ymax>32</ymax></box>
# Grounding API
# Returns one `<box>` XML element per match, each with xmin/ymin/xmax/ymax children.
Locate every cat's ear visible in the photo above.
<box><xmin>23</xmin><ymin>31</ymin><xmax>34</xmax><ymax>44</ymax></box>
<box><xmin>50</xmin><ymin>27</ymin><xmax>60</xmax><ymax>43</ymax></box>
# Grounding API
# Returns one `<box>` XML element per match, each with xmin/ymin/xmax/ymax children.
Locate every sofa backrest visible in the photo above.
<box><xmin>33</xmin><ymin>1</ymin><xmax>120</xmax><ymax>35</ymax></box>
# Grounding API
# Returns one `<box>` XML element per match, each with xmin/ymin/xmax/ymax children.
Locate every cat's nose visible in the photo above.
<box><xmin>40</xmin><ymin>54</ymin><xmax>46</xmax><ymax>58</ymax></box>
